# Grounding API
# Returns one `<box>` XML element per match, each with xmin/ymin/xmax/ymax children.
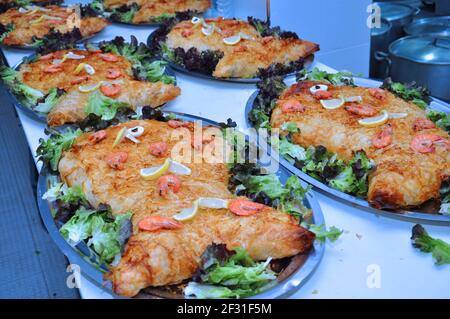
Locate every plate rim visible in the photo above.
<box><xmin>244</xmin><ymin>76</ymin><xmax>450</xmax><ymax>225</ymax></box>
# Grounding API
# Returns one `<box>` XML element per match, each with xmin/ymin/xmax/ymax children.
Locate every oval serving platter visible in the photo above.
<box><xmin>147</xmin><ymin>32</ymin><xmax>316</xmax><ymax>84</ymax></box>
<box><xmin>3</xmin><ymin>42</ymin><xmax>177</xmax><ymax>123</ymax></box>
<box><xmin>245</xmin><ymin>76</ymin><xmax>450</xmax><ymax>225</ymax></box>
<box><xmin>36</xmin><ymin>111</ymin><xmax>325</xmax><ymax>299</ymax></box>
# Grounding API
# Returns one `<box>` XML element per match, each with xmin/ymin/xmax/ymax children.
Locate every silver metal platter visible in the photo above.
<box><xmin>2</xmin><ymin>42</ymin><xmax>177</xmax><ymax>123</ymax></box>
<box><xmin>245</xmin><ymin>76</ymin><xmax>450</xmax><ymax>225</ymax></box>
<box><xmin>147</xmin><ymin>32</ymin><xmax>316</xmax><ymax>84</ymax></box>
<box><xmin>36</xmin><ymin>112</ymin><xmax>325</xmax><ymax>299</ymax></box>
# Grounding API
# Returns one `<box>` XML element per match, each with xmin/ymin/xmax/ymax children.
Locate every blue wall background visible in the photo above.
<box><xmin>231</xmin><ymin>0</ymin><xmax>372</xmax><ymax>75</ymax></box>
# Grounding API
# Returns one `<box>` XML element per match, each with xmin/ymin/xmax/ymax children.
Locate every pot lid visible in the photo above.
<box><xmin>404</xmin><ymin>16</ymin><xmax>450</xmax><ymax>36</ymax></box>
<box><xmin>389</xmin><ymin>35</ymin><xmax>450</xmax><ymax>64</ymax></box>
<box><xmin>376</xmin><ymin>2</ymin><xmax>415</xmax><ymax>22</ymax></box>
<box><xmin>371</xmin><ymin>18</ymin><xmax>392</xmax><ymax>37</ymax></box>
<box><xmin>377</xmin><ymin>0</ymin><xmax>423</xmax><ymax>9</ymax></box>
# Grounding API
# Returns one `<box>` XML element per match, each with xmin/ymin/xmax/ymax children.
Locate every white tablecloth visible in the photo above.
<box><xmin>2</xmin><ymin>12</ymin><xmax>449</xmax><ymax>299</ymax></box>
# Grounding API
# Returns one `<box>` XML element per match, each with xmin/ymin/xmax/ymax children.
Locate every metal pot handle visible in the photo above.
<box><xmin>374</xmin><ymin>51</ymin><xmax>391</xmax><ymax>77</ymax></box>
<box><xmin>432</xmin><ymin>38</ymin><xmax>450</xmax><ymax>49</ymax></box>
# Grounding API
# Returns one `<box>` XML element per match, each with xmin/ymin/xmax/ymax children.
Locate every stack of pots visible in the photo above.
<box><xmin>375</xmin><ymin>15</ymin><xmax>450</xmax><ymax>102</ymax></box>
<box><xmin>370</xmin><ymin>2</ymin><xmax>419</xmax><ymax>79</ymax></box>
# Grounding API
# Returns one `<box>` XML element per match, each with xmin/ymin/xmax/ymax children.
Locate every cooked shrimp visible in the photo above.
<box><xmin>372</xmin><ymin>124</ymin><xmax>393</xmax><ymax>149</ymax></box>
<box><xmin>368</xmin><ymin>88</ymin><xmax>387</xmax><ymax>100</ymax></box>
<box><xmin>105</xmin><ymin>152</ymin><xmax>128</xmax><ymax>170</ymax></box>
<box><xmin>344</xmin><ymin>103</ymin><xmax>377</xmax><ymax>116</ymax></box>
<box><xmin>313</xmin><ymin>90</ymin><xmax>332</xmax><ymax>100</ymax></box>
<box><xmin>138</xmin><ymin>216</ymin><xmax>183</xmax><ymax>232</ymax></box>
<box><xmin>100</xmin><ymin>84</ymin><xmax>121</xmax><ymax>97</ymax></box>
<box><xmin>148</xmin><ymin>142</ymin><xmax>168</xmax><ymax>157</ymax></box>
<box><xmin>157</xmin><ymin>175</ymin><xmax>182</xmax><ymax>197</ymax></box>
<box><xmin>410</xmin><ymin>134</ymin><xmax>448</xmax><ymax>153</ymax></box>
<box><xmin>228</xmin><ymin>199</ymin><xmax>265</xmax><ymax>216</ymax></box>
<box><xmin>88</xmin><ymin>130</ymin><xmax>107</xmax><ymax>144</ymax></box>
<box><xmin>280</xmin><ymin>99</ymin><xmax>306</xmax><ymax>113</ymax></box>
<box><xmin>412</xmin><ymin>118</ymin><xmax>436</xmax><ymax>132</ymax></box>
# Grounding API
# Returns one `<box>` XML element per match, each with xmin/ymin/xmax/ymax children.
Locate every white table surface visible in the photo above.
<box><xmin>2</xmin><ymin>5</ymin><xmax>450</xmax><ymax>299</ymax></box>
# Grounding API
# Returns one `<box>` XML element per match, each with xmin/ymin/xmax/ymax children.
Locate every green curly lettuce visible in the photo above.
<box><xmin>427</xmin><ymin>110</ymin><xmax>450</xmax><ymax>133</ymax></box>
<box><xmin>0</xmin><ymin>23</ymin><xmax>14</xmax><ymax>43</ymax></box>
<box><xmin>153</xmin><ymin>13</ymin><xmax>176</xmax><ymax>23</ymax></box>
<box><xmin>36</xmin><ymin>128</ymin><xmax>82</xmax><ymax>172</ymax></box>
<box><xmin>99</xmin><ymin>36</ymin><xmax>174</xmax><ymax>83</ymax></box>
<box><xmin>35</xmin><ymin>88</ymin><xmax>64</xmax><ymax>113</ymax></box>
<box><xmin>381</xmin><ymin>78</ymin><xmax>430</xmax><ymax>109</ymax></box>
<box><xmin>185</xmin><ymin>244</ymin><xmax>276</xmax><ymax>299</ymax></box>
<box><xmin>0</xmin><ymin>66</ymin><xmax>44</xmax><ymax>106</ymax></box>
<box><xmin>297</xmin><ymin>68</ymin><xmax>354</xmax><ymax>86</ymax></box>
<box><xmin>42</xmin><ymin>183</ymin><xmax>88</xmax><ymax>207</ymax></box>
<box><xmin>308</xmin><ymin>224</ymin><xmax>343</xmax><ymax>244</ymax></box>
<box><xmin>412</xmin><ymin>224</ymin><xmax>450</xmax><ymax>265</ymax></box>
<box><xmin>60</xmin><ymin>207</ymin><xmax>132</xmax><ymax>263</ymax></box>
<box><xmin>84</xmin><ymin>91</ymin><xmax>130</xmax><ymax>121</ymax></box>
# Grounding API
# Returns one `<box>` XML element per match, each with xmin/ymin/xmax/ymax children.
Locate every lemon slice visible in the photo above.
<box><xmin>239</xmin><ymin>32</ymin><xmax>252</xmax><ymax>40</ymax></box>
<box><xmin>223</xmin><ymin>35</ymin><xmax>241</xmax><ymax>45</ymax></box>
<box><xmin>344</xmin><ymin>96</ymin><xmax>362</xmax><ymax>103</ymax></box>
<box><xmin>389</xmin><ymin>112</ymin><xmax>408</xmax><ymax>119</ymax></box>
<box><xmin>358</xmin><ymin>110</ymin><xmax>389</xmax><ymax>127</ymax></box>
<box><xmin>63</xmin><ymin>52</ymin><xmax>86</xmax><ymax>61</ymax></box>
<box><xmin>140</xmin><ymin>159</ymin><xmax>170</xmax><ymax>181</ymax></box>
<box><xmin>169</xmin><ymin>160</ymin><xmax>191</xmax><ymax>175</ymax></box>
<box><xmin>43</xmin><ymin>15</ymin><xmax>63</xmax><ymax>21</ymax></box>
<box><xmin>78</xmin><ymin>81</ymin><xmax>103</xmax><ymax>93</ymax></box>
<box><xmin>84</xmin><ymin>64</ymin><xmax>95</xmax><ymax>75</ymax></box>
<box><xmin>73</xmin><ymin>63</ymin><xmax>86</xmax><ymax>75</ymax></box>
<box><xmin>202</xmin><ymin>25</ymin><xmax>214</xmax><ymax>36</ymax></box>
<box><xmin>320</xmin><ymin>98</ymin><xmax>345</xmax><ymax>110</ymax></box>
<box><xmin>112</xmin><ymin>127</ymin><xmax>127</xmax><ymax>148</ymax></box>
<box><xmin>197</xmin><ymin>198</ymin><xmax>229</xmax><ymax>209</ymax></box>
<box><xmin>173</xmin><ymin>201</ymin><xmax>199</xmax><ymax>221</ymax></box>
<box><xmin>30</xmin><ymin>15</ymin><xmax>44</xmax><ymax>25</ymax></box>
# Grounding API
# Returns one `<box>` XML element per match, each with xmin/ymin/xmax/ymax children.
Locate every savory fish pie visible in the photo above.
<box><xmin>152</xmin><ymin>15</ymin><xmax>319</xmax><ymax>79</ymax></box>
<box><xmin>0</xmin><ymin>37</ymin><xmax>181</xmax><ymax>126</ymax></box>
<box><xmin>92</xmin><ymin>0</ymin><xmax>211</xmax><ymax>24</ymax></box>
<box><xmin>39</xmin><ymin>114</ymin><xmax>316</xmax><ymax>298</ymax></box>
<box><xmin>250</xmin><ymin>71</ymin><xmax>450</xmax><ymax>211</ymax></box>
<box><xmin>0</xmin><ymin>4</ymin><xmax>109</xmax><ymax>47</ymax></box>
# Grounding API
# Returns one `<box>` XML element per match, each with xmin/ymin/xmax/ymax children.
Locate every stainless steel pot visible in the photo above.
<box><xmin>404</xmin><ymin>16</ymin><xmax>450</xmax><ymax>36</ymax></box>
<box><xmin>370</xmin><ymin>18</ymin><xmax>393</xmax><ymax>78</ymax></box>
<box><xmin>376</xmin><ymin>2</ymin><xmax>419</xmax><ymax>40</ymax></box>
<box><xmin>376</xmin><ymin>34</ymin><xmax>450</xmax><ymax>101</ymax></box>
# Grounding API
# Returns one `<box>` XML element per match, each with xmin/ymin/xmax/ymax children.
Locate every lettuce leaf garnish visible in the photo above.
<box><xmin>185</xmin><ymin>244</ymin><xmax>276</xmax><ymax>299</ymax></box>
<box><xmin>60</xmin><ymin>207</ymin><xmax>132</xmax><ymax>263</ymax></box>
<box><xmin>308</xmin><ymin>224</ymin><xmax>343</xmax><ymax>243</ymax></box>
<box><xmin>297</xmin><ymin>67</ymin><xmax>354</xmax><ymax>86</ymax></box>
<box><xmin>84</xmin><ymin>91</ymin><xmax>130</xmax><ymax>121</ymax></box>
<box><xmin>0</xmin><ymin>23</ymin><xmax>14</xmax><ymax>43</ymax></box>
<box><xmin>412</xmin><ymin>224</ymin><xmax>450</xmax><ymax>265</ymax></box>
<box><xmin>381</xmin><ymin>78</ymin><xmax>430</xmax><ymax>109</ymax></box>
<box><xmin>35</xmin><ymin>88</ymin><xmax>64</xmax><ymax>113</ymax></box>
<box><xmin>36</xmin><ymin>128</ymin><xmax>82</xmax><ymax>172</ymax></box>
<box><xmin>43</xmin><ymin>183</ymin><xmax>88</xmax><ymax>207</ymax></box>
<box><xmin>0</xmin><ymin>66</ymin><xmax>44</xmax><ymax>106</ymax></box>
<box><xmin>99</xmin><ymin>36</ymin><xmax>175</xmax><ymax>83</ymax></box>
<box><xmin>427</xmin><ymin>109</ymin><xmax>450</xmax><ymax>133</ymax></box>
